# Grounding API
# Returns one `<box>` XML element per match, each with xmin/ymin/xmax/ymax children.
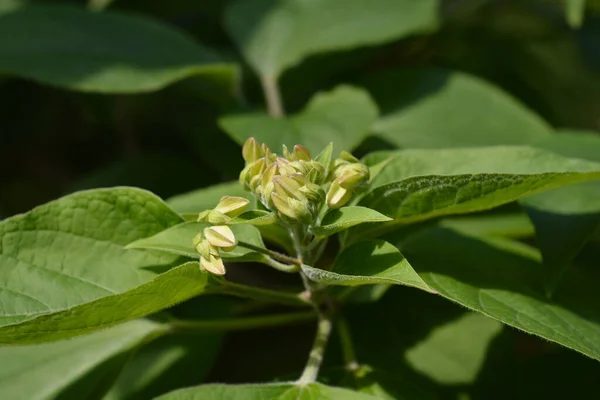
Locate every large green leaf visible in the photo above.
<box><xmin>301</xmin><ymin>240</ymin><xmax>431</xmax><ymax>292</ymax></box>
<box><xmin>364</xmin><ymin>68</ymin><xmax>551</xmax><ymax>148</ymax></box>
<box><xmin>167</xmin><ymin>181</ymin><xmax>252</xmax><ymax>215</ymax></box>
<box><xmin>127</xmin><ymin>222</ymin><xmax>266</xmax><ymax>262</ymax></box>
<box><xmin>311</xmin><ymin>207</ymin><xmax>391</xmax><ymax>237</ymax></box>
<box><xmin>0</xmin><ymin>319</ymin><xmax>166</xmax><ymax>400</ymax></box>
<box><xmin>525</xmin><ymin>131</ymin><xmax>600</xmax><ymax>296</ymax></box>
<box><xmin>0</xmin><ymin>188</ymin><xmax>182</xmax><ymax>327</ymax></box>
<box><xmin>402</xmin><ymin>226</ymin><xmax>600</xmax><ymax>361</ymax></box>
<box><xmin>219</xmin><ymin>85</ymin><xmax>378</xmax><ymax>154</ymax></box>
<box><xmin>156</xmin><ymin>382</ymin><xmax>379</xmax><ymax>399</ymax></box>
<box><xmin>224</xmin><ymin>0</ymin><xmax>438</xmax><ymax>79</ymax></box>
<box><xmin>0</xmin><ymin>5</ymin><xmax>236</xmax><ymax>93</ymax></box>
<box><xmin>358</xmin><ymin>147</ymin><xmax>600</xmax><ymax>227</ymax></box>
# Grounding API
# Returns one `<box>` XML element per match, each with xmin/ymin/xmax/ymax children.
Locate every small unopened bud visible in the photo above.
<box><xmin>273</xmin><ymin>175</ymin><xmax>306</xmax><ymax>202</ymax></box>
<box><xmin>242</xmin><ymin>137</ymin><xmax>263</xmax><ymax>164</ymax></box>
<box><xmin>340</xmin><ymin>151</ymin><xmax>359</xmax><ymax>163</ymax></box>
<box><xmin>200</xmin><ymin>254</ymin><xmax>226</xmax><ymax>275</ymax></box>
<box><xmin>337</xmin><ymin>163</ymin><xmax>370</xmax><ymax>189</ymax></box>
<box><xmin>300</xmin><ymin>182</ymin><xmax>325</xmax><ymax>204</ymax></box>
<box><xmin>239</xmin><ymin>158</ymin><xmax>266</xmax><ymax>190</ymax></box>
<box><xmin>215</xmin><ymin>196</ymin><xmax>250</xmax><ymax>218</ymax></box>
<box><xmin>204</xmin><ymin>225</ymin><xmax>237</xmax><ymax>251</ymax></box>
<box><xmin>326</xmin><ymin>179</ymin><xmax>353</xmax><ymax>209</ymax></box>
<box><xmin>275</xmin><ymin>157</ymin><xmax>296</xmax><ymax>176</ymax></box>
<box><xmin>195</xmin><ymin>238</ymin><xmax>219</xmax><ymax>259</ymax></box>
<box><xmin>271</xmin><ymin>192</ymin><xmax>312</xmax><ymax>224</ymax></box>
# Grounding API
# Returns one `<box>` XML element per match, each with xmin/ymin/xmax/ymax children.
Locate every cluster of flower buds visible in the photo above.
<box><xmin>239</xmin><ymin>137</ymin><xmax>370</xmax><ymax>223</ymax></box>
<box><xmin>193</xmin><ymin>225</ymin><xmax>237</xmax><ymax>275</ymax></box>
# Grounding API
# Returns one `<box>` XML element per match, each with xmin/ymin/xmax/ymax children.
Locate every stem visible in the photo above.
<box><xmin>170</xmin><ymin>311</ymin><xmax>315</xmax><ymax>334</ymax></box>
<box><xmin>261</xmin><ymin>74</ymin><xmax>285</xmax><ymax>117</ymax></box>
<box><xmin>215</xmin><ymin>281</ymin><xmax>310</xmax><ymax>307</ymax></box>
<box><xmin>337</xmin><ymin>316</ymin><xmax>359</xmax><ymax>372</ymax></box>
<box><xmin>297</xmin><ymin>310</ymin><xmax>333</xmax><ymax>385</ymax></box>
<box><xmin>262</xmin><ymin>255</ymin><xmax>301</xmax><ymax>273</ymax></box>
<box><xmin>237</xmin><ymin>240</ymin><xmax>301</xmax><ymax>265</ymax></box>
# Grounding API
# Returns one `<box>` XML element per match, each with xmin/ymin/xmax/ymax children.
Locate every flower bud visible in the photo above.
<box><xmin>299</xmin><ymin>182</ymin><xmax>325</xmax><ymax>204</ymax></box>
<box><xmin>242</xmin><ymin>137</ymin><xmax>263</xmax><ymax>164</ymax></box>
<box><xmin>239</xmin><ymin>158</ymin><xmax>266</xmax><ymax>191</ymax></box>
<box><xmin>292</xmin><ymin>145</ymin><xmax>312</xmax><ymax>161</ymax></box>
<box><xmin>275</xmin><ymin>157</ymin><xmax>296</xmax><ymax>176</ymax></box>
<box><xmin>200</xmin><ymin>254</ymin><xmax>226</xmax><ymax>275</ymax></box>
<box><xmin>337</xmin><ymin>163</ymin><xmax>370</xmax><ymax>189</ymax></box>
<box><xmin>204</xmin><ymin>225</ymin><xmax>237</xmax><ymax>251</ymax></box>
<box><xmin>271</xmin><ymin>192</ymin><xmax>313</xmax><ymax>224</ymax></box>
<box><xmin>340</xmin><ymin>151</ymin><xmax>359</xmax><ymax>163</ymax></box>
<box><xmin>195</xmin><ymin>238</ymin><xmax>219</xmax><ymax>259</ymax></box>
<box><xmin>326</xmin><ymin>179</ymin><xmax>353</xmax><ymax>209</ymax></box>
<box><xmin>215</xmin><ymin>196</ymin><xmax>250</xmax><ymax>218</ymax></box>
<box><xmin>273</xmin><ymin>175</ymin><xmax>307</xmax><ymax>202</ymax></box>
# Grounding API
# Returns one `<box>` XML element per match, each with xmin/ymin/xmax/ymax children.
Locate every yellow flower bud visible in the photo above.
<box><xmin>239</xmin><ymin>158</ymin><xmax>266</xmax><ymax>190</ymax></box>
<box><xmin>200</xmin><ymin>254</ymin><xmax>226</xmax><ymax>275</ymax></box>
<box><xmin>273</xmin><ymin>175</ymin><xmax>307</xmax><ymax>202</ymax></box>
<box><xmin>242</xmin><ymin>137</ymin><xmax>264</xmax><ymax>164</ymax></box>
<box><xmin>215</xmin><ymin>196</ymin><xmax>250</xmax><ymax>218</ymax></box>
<box><xmin>195</xmin><ymin>238</ymin><xmax>219</xmax><ymax>259</ymax></box>
<box><xmin>271</xmin><ymin>192</ymin><xmax>313</xmax><ymax>224</ymax></box>
<box><xmin>326</xmin><ymin>179</ymin><xmax>353</xmax><ymax>209</ymax></box>
<box><xmin>204</xmin><ymin>225</ymin><xmax>237</xmax><ymax>251</ymax></box>
<box><xmin>335</xmin><ymin>163</ymin><xmax>370</xmax><ymax>189</ymax></box>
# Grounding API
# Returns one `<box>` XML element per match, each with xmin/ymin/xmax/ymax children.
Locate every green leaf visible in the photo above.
<box><xmin>525</xmin><ymin>131</ymin><xmax>600</xmax><ymax>296</ymax></box>
<box><xmin>301</xmin><ymin>240</ymin><xmax>431</xmax><ymax>292</ymax></box>
<box><xmin>405</xmin><ymin>313</ymin><xmax>503</xmax><ymax>385</ymax></box>
<box><xmin>156</xmin><ymin>382</ymin><xmax>380</xmax><ymax>399</ymax></box>
<box><xmin>364</xmin><ymin>68</ymin><xmax>551</xmax><ymax>148</ymax></box>
<box><xmin>565</xmin><ymin>0</ymin><xmax>586</xmax><ymax>28</ymax></box>
<box><xmin>311</xmin><ymin>207</ymin><xmax>391</xmax><ymax>237</ymax></box>
<box><xmin>219</xmin><ymin>85</ymin><xmax>378</xmax><ymax>154</ymax></box>
<box><xmin>127</xmin><ymin>222</ymin><xmax>266</xmax><ymax>262</ymax></box>
<box><xmin>359</xmin><ymin>146</ymin><xmax>600</xmax><ymax>224</ymax></box>
<box><xmin>0</xmin><ymin>187</ymin><xmax>183</xmax><ymax>338</ymax></box>
<box><xmin>0</xmin><ymin>319</ymin><xmax>166</xmax><ymax>400</ymax></box>
<box><xmin>167</xmin><ymin>181</ymin><xmax>253</xmax><ymax>215</ymax></box>
<box><xmin>224</xmin><ymin>0</ymin><xmax>438</xmax><ymax>78</ymax></box>
<box><xmin>0</xmin><ymin>262</ymin><xmax>208</xmax><ymax>344</ymax></box>
<box><xmin>402</xmin><ymin>226</ymin><xmax>600</xmax><ymax>361</ymax></box>
<box><xmin>440</xmin><ymin>213</ymin><xmax>535</xmax><ymax>239</ymax></box>
<box><xmin>0</xmin><ymin>5</ymin><xmax>237</xmax><ymax>93</ymax></box>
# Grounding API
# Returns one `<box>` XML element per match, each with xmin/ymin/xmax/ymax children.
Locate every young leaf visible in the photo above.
<box><xmin>0</xmin><ymin>319</ymin><xmax>167</xmax><ymax>400</ymax></box>
<box><xmin>167</xmin><ymin>181</ymin><xmax>253</xmax><ymax>215</ymax></box>
<box><xmin>224</xmin><ymin>0</ymin><xmax>438</xmax><ymax>79</ymax></box>
<box><xmin>219</xmin><ymin>85</ymin><xmax>378</xmax><ymax>154</ymax></box>
<box><xmin>301</xmin><ymin>240</ymin><xmax>432</xmax><ymax>292</ymax></box>
<box><xmin>0</xmin><ymin>187</ymin><xmax>182</xmax><ymax>329</ymax></box>
<box><xmin>0</xmin><ymin>262</ymin><xmax>207</xmax><ymax>344</ymax></box>
<box><xmin>402</xmin><ymin>226</ymin><xmax>600</xmax><ymax>361</ymax></box>
<box><xmin>524</xmin><ymin>131</ymin><xmax>600</xmax><ymax>296</ymax></box>
<box><xmin>127</xmin><ymin>222</ymin><xmax>267</xmax><ymax>262</ymax></box>
<box><xmin>311</xmin><ymin>206</ymin><xmax>392</xmax><ymax>237</ymax></box>
<box><xmin>156</xmin><ymin>382</ymin><xmax>380</xmax><ymax>399</ymax></box>
<box><xmin>0</xmin><ymin>5</ymin><xmax>236</xmax><ymax>93</ymax></box>
<box><xmin>364</xmin><ymin>68</ymin><xmax>551</xmax><ymax>148</ymax></box>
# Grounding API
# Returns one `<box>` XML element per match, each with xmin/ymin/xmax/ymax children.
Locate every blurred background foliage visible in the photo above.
<box><xmin>1</xmin><ymin>0</ymin><xmax>600</xmax><ymax>398</ymax></box>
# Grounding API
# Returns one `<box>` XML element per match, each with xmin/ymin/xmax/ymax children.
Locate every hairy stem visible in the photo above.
<box><xmin>237</xmin><ymin>240</ymin><xmax>301</xmax><ymax>266</ymax></box>
<box><xmin>261</xmin><ymin>74</ymin><xmax>285</xmax><ymax>117</ymax></box>
<box><xmin>170</xmin><ymin>311</ymin><xmax>315</xmax><ymax>334</ymax></box>
<box><xmin>262</xmin><ymin>255</ymin><xmax>301</xmax><ymax>273</ymax></box>
<box><xmin>297</xmin><ymin>310</ymin><xmax>333</xmax><ymax>385</ymax></box>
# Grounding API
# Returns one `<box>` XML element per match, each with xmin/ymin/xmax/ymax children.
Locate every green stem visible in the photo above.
<box><xmin>170</xmin><ymin>311</ymin><xmax>315</xmax><ymax>334</ymax></box>
<box><xmin>214</xmin><ymin>281</ymin><xmax>309</xmax><ymax>307</ymax></box>
<box><xmin>237</xmin><ymin>240</ymin><xmax>301</xmax><ymax>266</ymax></box>
<box><xmin>261</xmin><ymin>74</ymin><xmax>285</xmax><ymax>117</ymax></box>
<box><xmin>262</xmin><ymin>255</ymin><xmax>301</xmax><ymax>273</ymax></box>
<box><xmin>297</xmin><ymin>310</ymin><xmax>333</xmax><ymax>385</ymax></box>
<box><xmin>337</xmin><ymin>316</ymin><xmax>359</xmax><ymax>372</ymax></box>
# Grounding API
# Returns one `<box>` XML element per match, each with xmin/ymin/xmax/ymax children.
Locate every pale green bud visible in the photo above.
<box><xmin>239</xmin><ymin>158</ymin><xmax>266</xmax><ymax>190</ymax></box>
<box><xmin>200</xmin><ymin>254</ymin><xmax>226</xmax><ymax>275</ymax></box>
<box><xmin>340</xmin><ymin>151</ymin><xmax>359</xmax><ymax>163</ymax></box>
<box><xmin>215</xmin><ymin>196</ymin><xmax>250</xmax><ymax>218</ymax></box>
<box><xmin>242</xmin><ymin>137</ymin><xmax>263</xmax><ymax>164</ymax></box>
<box><xmin>304</xmin><ymin>161</ymin><xmax>326</xmax><ymax>184</ymax></box>
<box><xmin>197</xmin><ymin>210</ymin><xmax>230</xmax><ymax>224</ymax></box>
<box><xmin>204</xmin><ymin>225</ymin><xmax>237</xmax><ymax>251</ymax></box>
<box><xmin>273</xmin><ymin>175</ymin><xmax>307</xmax><ymax>202</ymax></box>
<box><xmin>292</xmin><ymin>145</ymin><xmax>312</xmax><ymax>161</ymax></box>
<box><xmin>195</xmin><ymin>238</ymin><xmax>219</xmax><ymax>259</ymax></box>
<box><xmin>326</xmin><ymin>179</ymin><xmax>353</xmax><ymax>209</ymax></box>
<box><xmin>299</xmin><ymin>182</ymin><xmax>325</xmax><ymax>204</ymax></box>
<box><xmin>271</xmin><ymin>192</ymin><xmax>313</xmax><ymax>224</ymax></box>
<box><xmin>275</xmin><ymin>157</ymin><xmax>296</xmax><ymax>176</ymax></box>
<box><xmin>337</xmin><ymin>163</ymin><xmax>370</xmax><ymax>189</ymax></box>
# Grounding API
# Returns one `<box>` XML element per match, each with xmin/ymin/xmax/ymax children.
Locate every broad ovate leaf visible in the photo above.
<box><xmin>127</xmin><ymin>222</ymin><xmax>267</xmax><ymax>262</ymax></box>
<box><xmin>364</xmin><ymin>68</ymin><xmax>551</xmax><ymax>148</ymax></box>
<box><xmin>301</xmin><ymin>240</ymin><xmax>431</xmax><ymax>292</ymax></box>
<box><xmin>220</xmin><ymin>85</ymin><xmax>378</xmax><ymax>154</ymax></box>
<box><xmin>225</xmin><ymin>0</ymin><xmax>438</xmax><ymax>78</ymax></box>
<box><xmin>156</xmin><ymin>382</ymin><xmax>380</xmax><ymax>399</ymax></box>
<box><xmin>402</xmin><ymin>226</ymin><xmax>600</xmax><ymax>361</ymax></box>
<box><xmin>311</xmin><ymin>206</ymin><xmax>391</xmax><ymax>237</ymax></box>
<box><xmin>0</xmin><ymin>319</ymin><xmax>166</xmax><ymax>400</ymax></box>
<box><xmin>0</xmin><ymin>5</ymin><xmax>236</xmax><ymax>93</ymax></box>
